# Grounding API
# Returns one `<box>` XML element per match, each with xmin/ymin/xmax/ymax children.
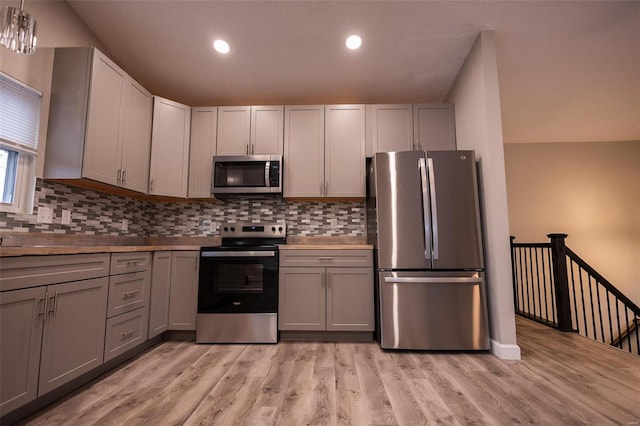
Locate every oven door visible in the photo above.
<box><xmin>198</xmin><ymin>248</ymin><xmax>278</xmax><ymax>314</ymax></box>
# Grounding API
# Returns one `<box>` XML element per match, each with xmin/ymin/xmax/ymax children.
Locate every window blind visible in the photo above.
<box><xmin>0</xmin><ymin>72</ymin><xmax>42</xmax><ymax>155</ymax></box>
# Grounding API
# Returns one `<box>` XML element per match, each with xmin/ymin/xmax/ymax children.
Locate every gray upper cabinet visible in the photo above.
<box><xmin>216</xmin><ymin>106</ymin><xmax>284</xmax><ymax>156</ymax></box>
<box><xmin>366</xmin><ymin>104</ymin><xmax>413</xmax><ymax>155</ymax></box>
<box><xmin>149</xmin><ymin>97</ymin><xmax>191</xmax><ymax>198</ymax></box>
<box><xmin>413</xmin><ymin>104</ymin><xmax>456</xmax><ymax>151</ymax></box>
<box><xmin>44</xmin><ymin>47</ymin><xmax>152</xmax><ymax>193</ymax></box>
<box><xmin>284</xmin><ymin>105</ymin><xmax>365</xmax><ymax>198</ymax></box>
<box><xmin>189</xmin><ymin>107</ymin><xmax>218</xmax><ymax>198</ymax></box>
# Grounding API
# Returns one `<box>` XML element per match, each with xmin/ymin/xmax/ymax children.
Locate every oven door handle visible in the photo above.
<box><xmin>201</xmin><ymin>251</ymin><xmax>277</xmax><ymax>258</ymax></box>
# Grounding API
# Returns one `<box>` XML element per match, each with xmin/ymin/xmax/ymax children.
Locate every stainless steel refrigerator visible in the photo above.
<box><xmin>367</xmin><ymin>150</ymin><xmax>490</xmax><ymax>350</ymax></box>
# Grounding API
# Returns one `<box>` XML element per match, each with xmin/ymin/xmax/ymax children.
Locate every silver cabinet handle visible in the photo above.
<box><xmin>126</xmin><ymin>260</ymin><xmax>141</xmax><ymax>267</ymax></box>
<box><xmin>123</xmin><ymin>290</ymin><xmax>140</xmax><ymax>299</ymax></box>
<box><xmin>149</xmin><ymin>178</ymin><xmax>154</xmax><ymax>191</ymax></box>
<box><xmin>38</xmin><ymin>296</ymin><xmax>47</xmax><ymax>317</ymax></box>
<box><xmin>48</xmin><ymin>291</ymin><xmax>58</xmax><ymax>316</ymax></box>
<box><xmin>319</xmin><ymin>183</ymin><xmax>324</xmax><ymax>196</ymax></box>
<box><xmin>317</xmin><ymin>257</ymin><xmax>334</xmax><ymax>261</ymax></box>
<box><xmin>325</xmin><ymin>182</ymin><xmax>329</xmax><ymax>196</ymax></box>
<box><xmin>117</xmin><ymin>169</ymin><xmax>122</xmax><ymax>185</ymax></box>
<box><xmin>122</xmin><ymin>170</ymin><xmax>127</xmax><ymax>185</ymax></box>
<box><xmin>122</xmin><ymin>329</ymin><xmax>138</xmax><ymax>339</ymax></box>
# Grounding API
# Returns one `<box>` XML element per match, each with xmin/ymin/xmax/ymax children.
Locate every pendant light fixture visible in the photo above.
<box><xmin>0</xmin><ymin>0</ymin><xmax>37</xmax><ymax>54</ymax></box>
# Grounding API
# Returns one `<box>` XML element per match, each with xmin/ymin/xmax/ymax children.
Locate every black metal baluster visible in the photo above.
<box><xmin>635</xmin><ymin>314</ymin><xmax>640</xmax><ymax>355</ymax></box>
<box><xmin>615</xmin><ymin>299</ymin><xmax>622</xmax><ymax>348</ymax></box>
<box><xmin>524</xmin><ymin>247</ymin><xmax>532</xmax><ymax>316</ymax></box>
<box><xmin>588</xmin><ymin>277</ymin><xmax>597</xmax><ymax>341</ymax></box>
<box><xmin>595</xmin><ymin>279</ymin><xmax>605</xmax><ymax>343</ymax></box>
<box><xmin>547</xmin><ymin>247</ymin><xmax>557</xmax><ymax>324</ymax></box>
<box><xmin>540</xmin><ymin>247</ymin><xmax>549</xmax><ymax>322</ymax></box>
<box><xmin>578</xmin><ymin>265</ymin><xmax>588</xmax><ymax>337</ymax></box>
<box><xmin>534</xmin><ymin>247</ymin><xmax>543</xmax><ymax>321</ymax></box>
<box><xmin>606</xmin><ymin>289</ymin><xmax>614</xmax><ymax>346</ymax></box>
<box><xmin>569</xmin><ymin>259</ymin><xmax>579</xmax><ymax>332</ymax></box>
<box><xmin>624</xmin><ymin>308</ymin><xmax>630</xmax><ymax>353</ymax></box>
<box><xmin>519</xmin><ymin>247</ymin><xmax>527</xmax><ymax>315</ymax></box>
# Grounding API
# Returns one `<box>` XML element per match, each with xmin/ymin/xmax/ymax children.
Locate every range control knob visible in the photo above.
<box><xmin>223</xmin><ymin>227</ymin><xmax>228</xmax><ymax>232</ymax></box>
<box><xmin>271</xmin><ymin>226</ymin><xmax>276</xmax><ymax>233</ymax></box>
<box><xmin>278</xmin><ymin>226</ymin><xmax>283</xmax><ymax>232</ymax></box>
<box><xmin>230</xmin><ymin>226</ymin><xmax>235</xmax><ymax>232</ymax></box>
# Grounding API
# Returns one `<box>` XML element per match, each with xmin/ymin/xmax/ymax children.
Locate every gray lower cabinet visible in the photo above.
<box><xmin>168</xmin><ymin>251</ymin><xmax>199</xmax><ymax>331</ymax></box>
<box><xmin>104</xmin><ymin>252</ymin><xmax>151</xmax><ymax>362</ymax></box>
<box><xmin>0</xmin><ymin>254</ymin><xmax>110</xmax><ymax>415</ymax></box>
<box><xmin>278</xmin><ymin>249</ymin><xmax>374</xmax><ymax>332</ymax></box>
<box><xmin>0</xmin><ymin>286</ymin><xmax>46</xmax><ymax>414</ymax></box>
<box><xmin>38</xmin><ymin>277</ymin><xmax>109</xmax><ymax>395</ymax></box>
<box><xmin>148</xmin><ymin>251</ymin><xmax>172</xmax><ymax>338</ymax></box>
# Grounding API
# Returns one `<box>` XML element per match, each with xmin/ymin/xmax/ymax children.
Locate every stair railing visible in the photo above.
<box><xmin>511</xmin><ymin>234</ymin><xmax>640</xmax><ymax>355</ymax></box>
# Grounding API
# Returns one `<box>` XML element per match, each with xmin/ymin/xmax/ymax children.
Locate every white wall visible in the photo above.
<box><xmin>505</xmin><ymin>140</ymin><xmax>640</xmax><ymax>307</ymax></box>
<box><xmin>446</xmin><ymin>31</ymin><xmax>520</xmax><ymax>360</ymax></box>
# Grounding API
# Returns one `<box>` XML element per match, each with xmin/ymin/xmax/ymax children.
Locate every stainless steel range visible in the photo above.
<box><xmin>197</xmin><ymin>223</ymin><xmax>286</xmax><ymax>343</ymax></box>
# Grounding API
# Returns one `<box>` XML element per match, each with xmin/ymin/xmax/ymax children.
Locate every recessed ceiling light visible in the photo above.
<box><xmin>345</xmin><ymin>35</ymin><xmax>362</xmax><ymax>50</ymax></box>
<box><xmin>213</xmin><ymin>39</ymin><xmax>230</xmax><ymax>54</ymax></box>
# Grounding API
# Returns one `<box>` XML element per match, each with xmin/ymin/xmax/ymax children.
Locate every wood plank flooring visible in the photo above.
<box><xmin>20</xmin><ymin>317</ymin><xmax>640</xmax><ymax>425</ymax></box>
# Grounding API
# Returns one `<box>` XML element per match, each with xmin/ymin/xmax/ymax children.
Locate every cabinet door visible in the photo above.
<box><xmin>38</xmin><ymin>277</ymin><xmax>108</xmax><ymax>396</ymax></box>
<box><xmin>367</xmin><ymin>104</ymin><xmax>413</xmax><ymax>154</ymax></box>
<box><xmin>149</xmin><ymin>251</ymin><xmax>172</xmax><ymax>338</ymax></box>
<box><xmin>149</xmin><ymin>97</ymin><xmax>191</xmax><ymax>197</ymax></box>
<box><xmin>326</xmin><ymin>268</ymin><xmax>374</xmax><ymax>331</ymax></box>
<box><xmin>251</xmin><ymin>106</ymin><xmax>284</xmax><ymax>155</ymax></box>
<box><xmin>216</xmin><ymin>106</ymin><xmax>251</xmax><ymax>155</ymax></box>
<box><xmin>278</xmin><ymin>267</ymin><xmax>326</xmax><ymax>331</ymax></box>
<box><xmin>120</xmin><ymin>77</ymin><xmax>152</xmax><ymax>193</ymax></box>
<box><xmin>83</xmin><ymin>49</ymin><xmax>125</xmax><ymax>186</ymax></box>
<box><xmin>413</xmin><ymin>104</ymin><xmax>456</xmax><ymax>151</ymax></box>
<box><xmin>325</xmin><ymin>104</ymin><xmax>366</xmax><ymax>197</ymax></box>
<box><xmin>0</xmin><ymin>287</ymin><xmax>46</xmax><ymax>414</ymax></box>
<box><xmin>168</xmin><ymin>251</ymin><xmax>199</xmax><ymax>331</ymax></box>
<box><xmin>189</xmin><ymin>107</ymin><xmax>218</xmax><ymax>198</ymax></box>
<box><xmin>283</xmin><ymin>105</ymin><xmax>325</xmax><ymax>197</ymax></box>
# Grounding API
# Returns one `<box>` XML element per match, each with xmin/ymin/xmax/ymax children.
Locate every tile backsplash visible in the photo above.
<box><xmin>0</xmin><ymin>179</ymin><xmax>366</xmax><ymax>238</ymax></box>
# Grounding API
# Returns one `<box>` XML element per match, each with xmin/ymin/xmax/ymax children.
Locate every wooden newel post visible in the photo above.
<box><xmin>548</xmin><ymin>233</ymin><xmax>573</xmax><ymax>331</ymax></box>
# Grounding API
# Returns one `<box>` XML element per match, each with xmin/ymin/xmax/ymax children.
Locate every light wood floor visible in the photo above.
<box><xmin>21</xmin><ymin>317</ymin><xmax>640</xmax><ymax>425</ymax></box>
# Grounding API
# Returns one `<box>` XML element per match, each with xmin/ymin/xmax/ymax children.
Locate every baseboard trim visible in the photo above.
<box><xmin>490</xmin><ymin>339</ymin><xmax>521</xmax><ymax>360</ymax></box>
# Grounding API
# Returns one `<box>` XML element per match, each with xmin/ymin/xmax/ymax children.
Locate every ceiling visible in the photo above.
<box><xmin>63</xmin><ymin>1</ymin><xmax>640</xmax><ymax>144</ymax></box>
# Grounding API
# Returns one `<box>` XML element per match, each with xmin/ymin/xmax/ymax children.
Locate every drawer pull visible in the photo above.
<box><xmin>318</xmin><ymin>257</ymin><xmax>334</xmax><ymax>261</ymax></box>
<box><xmin>122</xmin><ymin>329</ymin><xmax>138</xmax><ymax>339</ymax></box>
<box><xmin>126</xmin><ymin>260</ymin><xmax>140</xmax><ymax>267</ymax></box>
<box><xmin>123</xmin><ymin>290</ymin><xmax>140</xmax><ymax>299</ymax></box>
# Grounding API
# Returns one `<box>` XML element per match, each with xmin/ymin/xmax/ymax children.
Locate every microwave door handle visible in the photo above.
<box><xmin>264</xmin><ymin>161</ymin><xmax>270</xmax><ymax>187</ymax></box>
<box><xmin>418</xmin><ymin>157</ymin><xmax>432</xmax><ymax>260</ymax></box>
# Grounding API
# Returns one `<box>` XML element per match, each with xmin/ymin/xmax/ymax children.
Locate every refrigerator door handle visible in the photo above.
<box><xmin>418</xmin><ymin>157</ymin><xmax>432</xmax><ymax>260</ymax></box>
<box><xmin>427</xmin><ymin>157</ymin><xmax>439</xmax><ymax>260</ymax></box>
<box><xmin>384</xmin><ymin>276</ymin><xmax>482</xmax><ymax>284</ymax></box>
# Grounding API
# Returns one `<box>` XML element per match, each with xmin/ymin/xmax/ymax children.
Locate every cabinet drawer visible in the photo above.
<box><xmin>107</xmin><ymin>271</ymin><xmax>150</xmax><ymax>318</ymax></box>
<box><xmin>279</xmin><ymin>249</ymin><xmax>372</xmax><ymax>268</ymax></box>
<box><xmin>104</xmin><ymin>306</ymin><xmax>148</xmax><ymax>362</ymax></box>
<box><xmin>0</xmin><ymin>253</ymin><xmax>110</xmax><ymax>292</ymax></box>
<box><xmin>110</xmin><ymin>252</ymin><xmax>151</xmax><ymax>275</ymax></box>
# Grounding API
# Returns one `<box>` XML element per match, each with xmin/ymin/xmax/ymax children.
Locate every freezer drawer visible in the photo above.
<box><xmin>378</xmin><ymin>271</ymin><xmax>489</xmax><ymax>350</ymax></box>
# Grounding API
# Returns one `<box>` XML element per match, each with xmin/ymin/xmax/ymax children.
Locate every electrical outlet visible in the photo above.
<box><xmin>209</xmin><ymin>222</ymin><xmax>218</xmax><ymax>232</ymax></box>
<box><xmin>36</xmin><ymin>206</ymin><xmax>53</xmax><ymax>224</ymax></box>
<box><xmin>61</xmin><ymin>209</ymin><xmax>72</xmax><ymax>225</ymax></box>
<box><xmin>121</xmin><ymin>219</ymin><xmax>128</xmax><ymax>231</ymax></box>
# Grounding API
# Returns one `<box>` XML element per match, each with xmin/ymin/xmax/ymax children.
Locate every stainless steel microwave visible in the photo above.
<box><xmin>211</xmin><ymin>155</ymin><xmax>282</xmax><ymax>196</ymax></box>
